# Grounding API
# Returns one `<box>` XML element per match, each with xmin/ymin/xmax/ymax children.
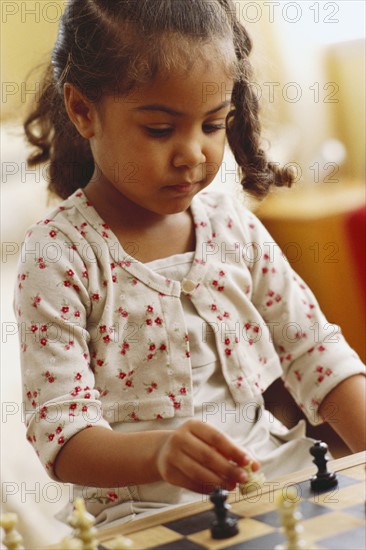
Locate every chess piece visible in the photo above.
<box><xmin>238</xmin><ymin>460</ymin><xmax>266</xmax><ymax>495</ymax></box>
<box><xmin>0</xmin><ymin>513</ymin><xmax>24</xmax><ymax>550</ymax></box>
<box><xmin>67</xmin><ymin>498</ymin><xmax>98</xmax><ymax>550</ymax></box>
<box><xmin>108</xmin><ymin>535</ymin><xmax>134</xmax><ymax>549</ymax></box>
<box><xmin>210</xmin><ymin>486</ymin><xmax>239</xmax><ymax>539</ymax></box>
<box><xmin>58</xmin><ymin>537</ymin><xmax>83</xmax><ymax>550</ymax></box>
<box><xmin>310</xmin><ymin>441</ymin><xmax>338</xmax><ymax>491</ymax></box>
<box><xmin>275</xmin><ymin>487</ymin><xmax>307</xmax><ymax>550</ymax></box>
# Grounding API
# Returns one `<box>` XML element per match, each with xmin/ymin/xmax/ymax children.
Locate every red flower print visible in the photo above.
<box><xmin>225</xmin><ymin>348</ymin><xmax>231</xmax><ymax>356</ymax></box>
<box><xmin>67</xmin><ymin>269</ymin><xmax>74</xmax><ymax>276</ymax></box>
<box><xmin>179</xmin><ymin>387</ymin><xmax>186</xmax><ymax>395</ymax></box>
<box><xmin>32</xmin><ymin>295</ymin><xmax>41</xmax><ymax>308</ymax></box>
<box><xmin>58</xmin><ymin>437</ymin><xmax>65</xmax><ymax>445</ymax></box>
<box><xmin>154</xmin><ymin>317</ymin><xmax>162</xmax><ymax>325</ymax></box>
<box><xmin>49</xmin><ymin>230</ymin><xmax>57</xmax><ymax>238</ymax></box>
<box><xmin>48</xmin><ymin>434</ymin><xmax>54</xmax><ymax>441</ymax></box>
<box><xmin>147</xmin><ymin>305</ymin><xmax>154</xmax><ymax>313</ymax></box>
<box><xmin>31</xmin><ymin>325</ymin><xmax>38</xmax><ymax>333</ymax></box>
<box><xmin>224</xmin><ymin>338</ymin><xmax>230</xmax><ymax>345</ymax></box>
<box><xmin>97</xmin><ymin>359</ymin><xmax>104</xmax><ymax>367</ymax></box>
<box><xmin>211</xmin><ymin>304</ymin><xmax>217</xmax><ymax>311</ymax></box>
<box><xmin>149</xmin><ymin>344</ymin><xmax>156</xmax><ymax>351</ymax></box>
<box><xmin>61</xmin><ymin>306</ymin><xmax>69</xmax><ymax>313</ymax></box>
<box><xmin>118</xmin><ymin>372</ymin><xmax>126</xmax><ymax>379</ymax></box>
<box><xmin>69</xmin><ymin>404</ymin><xmax>77</xmax><ymax>411</ymax></box>
<box><xmin>146</xmin><ymin>319</ymin><xmax>152</xmax><ymax>326</ymax></box>
<box><xmin>91</xmin><ymin>293</ymin><xmax>100</xmax><ymax>301</ymax></box>
<box><xmin>56</xmin><ymin>426</ymin><xmax>63</xmax><ymax>434</ymax></box>
<box><xmin>64</xmin><ymin>280</ymin><xmax>71</xmax><ymax>287</ymax></box>
<box><xmin>75</xmin><ymin>372</ymin><xmax>82</xmax><ymax>380</ymax></box>
<box><xmin>325</xmin><ymin>368</ymin><xmax>332</xmax><ymax>376</ymax></box>
<box><xmin>159</xmin><ymin>344</ymin><xmax>167</xmax><ymax>351</ymax></box>
<box><xmin>118</xmin><ymin>308</ymin><xmax>128</xmax><ymax>317</ymax></box>
<box><xmin>106</xmin><ymin>492</ymin><xmax>118</xmax><ymax>502</ymax></box>
<box><xmin>40</xmin><ymin>338</ymin><xmax>48</xmax><ymax>346</ymax></box>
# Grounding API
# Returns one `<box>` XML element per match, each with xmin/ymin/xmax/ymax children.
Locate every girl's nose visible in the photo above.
<box><xmin>172</xmin><ymin>141</ymin><xmax>206</xmax><ymax>169</ymax></box>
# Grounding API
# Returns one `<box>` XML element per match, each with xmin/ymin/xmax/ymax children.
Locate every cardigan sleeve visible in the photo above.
<box><xmin>240</xmin><ymin>208</ymin><xmax>365</xmax><ymax>425</ymax></box>
<box><xmin>13</xmin><ymin>222</ymin><xmax>112</xmax><ymax>479</ymax></box>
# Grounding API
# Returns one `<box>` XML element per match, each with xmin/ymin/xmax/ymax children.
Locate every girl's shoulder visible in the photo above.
<box><xmin>194</xmin><ymin>189</ymin><xmax>265</xmax><ymax>236</ymax></box>
<box><xmin>22</xmin><ymin>188</ymin><xmax>94</xmax><ymax>242</ymax></box>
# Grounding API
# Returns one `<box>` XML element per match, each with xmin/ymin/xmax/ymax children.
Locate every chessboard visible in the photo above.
<box><xmin>93</xmin><ymin>452</ymin><xmax>365</xmax><ymax>550</ymax></box>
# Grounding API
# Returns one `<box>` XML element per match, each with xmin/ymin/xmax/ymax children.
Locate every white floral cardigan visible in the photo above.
<box><xmin>14</xmin><ymin>189</ymin><xmax>364</xmax><ymax>479</ymax></box>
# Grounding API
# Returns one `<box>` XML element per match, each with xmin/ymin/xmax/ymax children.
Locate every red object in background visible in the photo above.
<box><xmin>344</xmin><ymin>204</ymin><xmax>366</xmax><ymax>306</ymax></box>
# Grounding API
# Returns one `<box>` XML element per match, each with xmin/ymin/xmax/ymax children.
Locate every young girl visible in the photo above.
<box><xmin>17</xmin><ymin>0</ymin><xmax>364</xmax><ymax>527</ymax></box>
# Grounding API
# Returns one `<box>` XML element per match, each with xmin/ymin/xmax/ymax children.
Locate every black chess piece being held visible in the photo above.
<box><xmin>210</xmin><ymin>486</ymin><xmax>239</xmax><ymax>539</ymax></box>
<box><xmin>310</xmin><ymin>441</ymin><xmax>338</xmax><ymax>491</ymax></box>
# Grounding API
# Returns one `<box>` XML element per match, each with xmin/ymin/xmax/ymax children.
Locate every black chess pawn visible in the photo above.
<box><xmin>310</xmin><ymin>441</ymin><xmax>338</xmax><ymax>491</ymax></box>
<box><xmin>210</xmin><ymin>486</ymin><xmax>239</xmax><ymax>539</ymax></box>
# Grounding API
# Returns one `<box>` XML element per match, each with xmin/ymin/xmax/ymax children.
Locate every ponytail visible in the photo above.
<box><xmin>24</xmin><ymin>63</ymin><xmax>94</xmax><ymax>199</ymax></box>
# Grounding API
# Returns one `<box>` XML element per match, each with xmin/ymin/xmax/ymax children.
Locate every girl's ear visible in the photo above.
<box><xmin>63</xmin><ymin>83</ymin><xmax>97</xmax><ymax>139</ymax></box>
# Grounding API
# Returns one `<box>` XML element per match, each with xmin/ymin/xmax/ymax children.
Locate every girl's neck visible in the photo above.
<box><xmin>83</xmin><ymin>180</ymin><xmax>196</xmax><ymax>263</ymax></box>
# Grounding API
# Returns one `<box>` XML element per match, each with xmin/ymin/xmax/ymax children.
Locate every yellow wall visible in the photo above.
<box><xmin>1</xmin><ymin>1</ymin><xmax>64</xmax><ymax>121</ymax></box>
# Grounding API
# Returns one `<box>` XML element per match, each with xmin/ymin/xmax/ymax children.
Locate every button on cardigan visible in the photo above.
<box><xmin>14</xmin><ymin>189</ymin><xmax>365</xmax><ymax>479</ymax></box>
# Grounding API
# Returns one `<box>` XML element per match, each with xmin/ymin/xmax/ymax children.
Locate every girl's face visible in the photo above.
<box><xmin>86</xmin><ymin>56</ymin><xmax>234</xmax><ymax>220</ymax></box>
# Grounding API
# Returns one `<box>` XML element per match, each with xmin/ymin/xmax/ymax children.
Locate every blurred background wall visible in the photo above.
<box><xmin>1</xmin><ymin>1</ymin><xmax>365</xmax><ymax>548</ymax></box>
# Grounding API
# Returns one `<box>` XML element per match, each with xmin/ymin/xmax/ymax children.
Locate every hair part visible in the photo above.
<box><xmin>24</xmin><ymin>0</ymin><xmax>295</xmax><ymax>199</ymax></box>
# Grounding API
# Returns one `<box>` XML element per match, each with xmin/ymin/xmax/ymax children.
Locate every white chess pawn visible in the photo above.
<box><xmin>58</xmin><ymin>536</ymin><xmax>83</xmax><ymax>550</ymax></box>
<box><xmin>108</xmin><ymin>535</ymin><xmax>134</xmax><ymax>549</ymax></box>
<box><xmin>238</xmin><ymin>460</ymin><xmax>266</xmax><ymax>495</ymax></box>
<box><xmin>0</xmin><ymin>513</ymin><xmax>24</xmax><ymax>550</ymax></box>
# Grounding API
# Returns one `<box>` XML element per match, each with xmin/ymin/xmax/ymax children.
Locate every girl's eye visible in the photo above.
<box><xmin>203</xmin><ymin>124</ymin><xmax>226</xmax><ymax>133</ymax></box>
<box><xmin>144</xmin><ymin>127</ymin><xmax>173</xmax><ymax>138</ymax></box>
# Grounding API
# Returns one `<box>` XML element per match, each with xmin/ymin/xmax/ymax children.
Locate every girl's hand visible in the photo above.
<box><xmin>155</xmin><ymin>419</ymin><xmax>260</xmax><ymax>494</ymax></box>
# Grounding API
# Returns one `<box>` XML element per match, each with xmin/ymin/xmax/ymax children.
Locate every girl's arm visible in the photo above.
<box><xmin>319</xmin><ymin>374</ymin><xmax>366</xmax><ymax>452</ymax></box>
<box><xmin>54</xmin><ymin>419</ymin><xmax>257</xmax><ymax>493</ymax></box>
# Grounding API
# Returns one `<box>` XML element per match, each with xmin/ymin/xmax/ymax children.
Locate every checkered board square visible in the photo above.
<box><xmin>98</xmin><ymin>463</ymin><xmax>365</xmax><ymax>550</ymax></box>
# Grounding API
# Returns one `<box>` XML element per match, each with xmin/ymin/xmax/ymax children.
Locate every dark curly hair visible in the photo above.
<box><xmin>24</xmin><ymin>0</ymin><xmax>295</xmax><ymax>199</ymax></box>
